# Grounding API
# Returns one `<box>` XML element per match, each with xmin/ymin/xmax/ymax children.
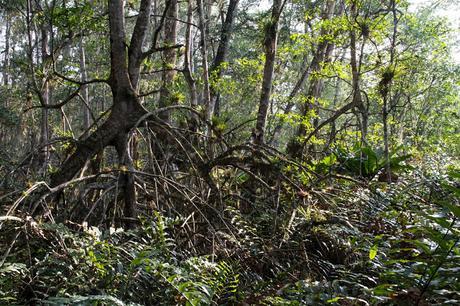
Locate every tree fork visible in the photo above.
<box><xmin>50</xmin><ymin>0</ymin><xmax>154</xmax><ymax>215</ymax></box>
<box><xmin>50</xmin><ymin>97</ymin><xmax>147</xmax><ymax>188</ymax></box>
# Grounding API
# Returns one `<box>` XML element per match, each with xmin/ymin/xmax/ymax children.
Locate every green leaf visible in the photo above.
<box><xmin>448</xmin><ymin>170</ymin><xmax>460</xmax><ymax>179</ymax></box>
<box><xmin>442</xmin><ymin>202</ymin><xmax>460</xmax><ymax>218</ymax></box>
<box><xmin>373</xmin><ymin>284</ymin><xmax>394</xmax><ymax>296</ymax></box>
<box><xmin>422</xmin><ymin>212</ymin><xmax>451</xmax><ymax>229</ymax></box>
<box><xmin>178</xmin><ymin>281</ymin><xmax>191</xmax><ymax>293</ymax></box>
<box><xmin>327</xmin><ymin>296</ymin><xmax>341</xmax><ymax>303</ymax></box>
<box><xmin>369</xmin><ymin>244</ymin><xmax>378</xmax><ymax>260</ymax></box>
<box><xmin>322</xmin><ymin>154</ymin><xmax>337</xmax><ymax>167</ymax></box>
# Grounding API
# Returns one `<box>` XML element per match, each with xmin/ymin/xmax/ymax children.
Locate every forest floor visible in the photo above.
<box><xmin>1</xmin><ymin>147</ymin><xmax>459</xmax><ymax>305</ymax></box>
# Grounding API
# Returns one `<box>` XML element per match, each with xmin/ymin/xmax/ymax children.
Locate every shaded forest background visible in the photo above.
<box><xmin>0</xmin><ymin>0</ymin><xmax>459</xmax><ymax>304</ymax></box>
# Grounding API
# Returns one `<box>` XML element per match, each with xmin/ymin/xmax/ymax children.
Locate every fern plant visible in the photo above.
<box><xmin>334</xmin><ymin>145</ymin><xmax>413</xmax><ymax>178</ymax></box>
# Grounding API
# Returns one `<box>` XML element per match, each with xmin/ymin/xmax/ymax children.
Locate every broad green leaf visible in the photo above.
<box><xmin>369</xmin><ymin>244</ymin><xmax>378</xmax><ymax>260</ymax></box>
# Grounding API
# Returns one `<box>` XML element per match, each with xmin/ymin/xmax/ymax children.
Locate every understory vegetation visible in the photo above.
<box><xmin>1</xmin><ymin>150</ymin><xmax>459</xmax><ymax>305</ymax></box>
<box><xmin>0</xmin><ymin>0</ymin><xmax>459</xmax><ymax>305</ymax></box>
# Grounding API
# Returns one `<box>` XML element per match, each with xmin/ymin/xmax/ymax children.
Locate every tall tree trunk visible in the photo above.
<box><xmin>79</xmin><ymin>37</ymin><xmax>91</xmax><ymax>131</ymax></box>
<box><xmin>3</xmin><ymin>13</ymin><xmax>10</xmax><ymax>87</ymax></box>
<box><xmin>253</xmin><ymin>0</ymin><xmax>283</xmax><ymax>145</ymax></box>
<box><xmin>349</xmin><ymin>1</ymin><xmax>368</xmax><ymax>143</ymax></box>
<box><xmin>158</xmin><ymin>0</ymin><xmax>178</xmax><ymax>123</ymax></box>
<box><xmin>349</xmin><ymin>0</ymin><xmax>369</xmax><ymax>178</ymax></box>
<box><xmin>209</xmin><ymin>0</ymin><xmax>239</xmax><ymax>116</ymax></box>
<box><xmin>153</xmin><ymin>0</ymin><xmax>179</xmax><ymax>169</ymax></box>
<box><xmin>183</xmin><ymin>0</ymin><xmax>198</xmax><ymax>131</ymax></box>
<box><xmin>197</xmin><ymin>0</ymin><xmax>212</xmax><ymax>126</ymax></box>
<box><xmin>0</xmin><ymin>13</ymin><xmax>11</xmax><ymax>144</ymax></box>
<box><xmin>39</xmin><ymin>26</ymin><xmax>50</xmax><ymax>169</ymax></box>
<box><xmin>381</xmin><ymin>0</ymin><xmax>398</xmax><ymax>182</ymax></box>
<box><xmin>50</xmin><ymin>0</ymin><xmax>154</xmax><ymax>228</ymax></box>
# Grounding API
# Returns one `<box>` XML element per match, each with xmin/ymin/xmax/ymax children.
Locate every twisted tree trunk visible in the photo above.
<box><xmin>50</xmin><ymin>0</ymin><xmax>155</xmax><ymax>227</ymax></box>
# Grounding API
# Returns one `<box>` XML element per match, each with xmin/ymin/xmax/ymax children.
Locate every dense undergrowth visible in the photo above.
<box><xmin>1</xmin><ymin>0</ymin><xmax>459</xmax><ymax>304</ymax></box>
<box><xmin>1</xmin><ymin>146</ymin><xmax>459</xmax><ymax>305</ymax></box>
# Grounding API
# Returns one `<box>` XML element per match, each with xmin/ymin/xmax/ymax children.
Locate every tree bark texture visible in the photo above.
<box><xmin>3</xmin><ymin>13</ymin><xmax>10</xmax><ymax>87</ymax></box>
<box><xmin>349</xmin><ymin>1</ymin><xmax>368</xmax><ymax>142</ymax></box>
<box><xmin>158</xmin><ymin>0</ymin><xmax>178</xmax><ymax>122</ymax></box>
<box><xmin>253</xmin><ymin>0</ymin><xmax>283</xmax><ymax>145</ymax></box>
<box><xmin>39</xmin><ymin>25</ymin><xmax>50</xmax><ymax>169</ymax></box>
<box><xmin>183</xmin><ymin>0</ymin><xmax>199</xmax><ymax>131</ymax></box>
<box><xmin>209</xmin><ymin>0</ymin><xmax>239</xmax><ymax>116</ymax></box>
<box><xmin>197</xmin><ymin>0</ymin><xmax>212</xmax><ymax>125</ymax></box>
<box><xmin>79</xmin><ymin>37</ymin><xmax>91</xmax><ymax>131</ymax></box>
<box><xmin>50</xmin><ymin>0</ymin><xmax>155</xmax><ymax>225</ymax></box>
